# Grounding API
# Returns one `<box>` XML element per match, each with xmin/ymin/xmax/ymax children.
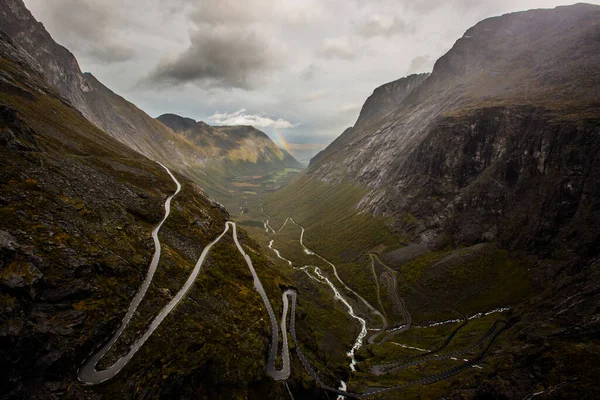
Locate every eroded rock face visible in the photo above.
<box><xmin>0</xmin><ymin>230</ymin><xmax>44</xmax><ymax>299</ymax></box>
<box><xmin>0</xmin><ymin>230</ymin><xmax>18</xmax><ymax>256</ymax></box>
<box><xmin>310</xmin><ymin>73</ymin><xmax>430</xmax><ymax>168</ymax></box>
<box><xmin>0</xmin><ymin>0</ymin><xmax>94</xmax><ymax>120</ymax></box>
<box><xmin>308</xmin><ymin>4</ymin><xmax>600</xmax><ymax>259</ymax></box>
<box><xmin>0</xmin><ymin>105</ymin><xmax>39</xmax><ymax>152</ymax></box>
<box><xmin>372</xmin><ymin>105</ymin><xmax>600</xmax><ymax>257</ymax></box>
<box><xmin>0</xmin><ymin>261</ymin><xmax>43</xmax><ymax>297</ymax></box>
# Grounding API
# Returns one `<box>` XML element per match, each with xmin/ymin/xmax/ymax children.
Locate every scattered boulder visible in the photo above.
<box><xmin>0</xmin><ymin>105</ymin><xmax>39</xmax><ymax>152</ymax></box>
<box><xmin>0</xmin><ymin>230</ymin><xmax>18</xmax><ymax>266</ymax></box>
<box><xmin>0</xmin><ymin>260</ymin><xmax>44</xmax><ymax>299</ymax></box>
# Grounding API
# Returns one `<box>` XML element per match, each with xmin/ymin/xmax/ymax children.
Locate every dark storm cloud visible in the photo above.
<box><xmin>29</xmin><ymin>0</ymin><xmax>134</xmax><ymax>64</ymax></box>
<box><xmin>144</xmin><ymin>28</ymin><xmax>281</xmax><ymax>89</ymax></box>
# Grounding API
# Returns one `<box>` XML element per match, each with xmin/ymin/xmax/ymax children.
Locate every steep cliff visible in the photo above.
<box><xmin>310</xmin><ymin>73</ymin><xmax>430</xmax><ymax>167</ymax></box>
<box><xmin>307</xmin><ymin>3</ymin><xmax>600</xmax><ymax>258</ymax></box>
<box><xmin>0</xmin><ymin>0</ymin><xmax>189</xmax><ymax>161</ymax></box>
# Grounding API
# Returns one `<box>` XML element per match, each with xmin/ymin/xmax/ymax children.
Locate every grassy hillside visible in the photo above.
<box><xmin>263</xmin><ymin>175</ymin><xmax>396</xmax><ymax>260</ymax></box>
<box><xmin>259</xmin><ymin>175</ymin><xmax>398</xmax><ymax>309</ymax></box>
<box><xmin>156</xmin><ymin>114</ymin><xmax>303</xmax><ymax>212</ymax></box>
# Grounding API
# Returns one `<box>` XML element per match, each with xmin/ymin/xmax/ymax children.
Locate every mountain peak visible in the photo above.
<box><xmin>306</xmin><ymin>2</ymin><xmax>600</xmax><ymax>250</ymax></box>
<box><xmin>156</xmin><ymin>113</ymin><xmax>197</xmax><ymax>133</ymax></box>
<box><xmin>426</xmin><ymin>2</ymin><xmax>600</xmax><ymax>105</ymax></box>
<box><xmin>355</xmin><ymin>73</ymin><xmax>430</xmax><ymax>128</ymax></box>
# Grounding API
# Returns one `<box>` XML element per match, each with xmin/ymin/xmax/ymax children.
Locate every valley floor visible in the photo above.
<box><xmin>233</xmin><ymin>193</ymin><xmax>528</xmax><ymax>398</ymax></box>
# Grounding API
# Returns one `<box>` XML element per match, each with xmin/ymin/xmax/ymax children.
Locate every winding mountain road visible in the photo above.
<box><xmin>373</xmin><ymin>319</ymin><xmax>507</xmax><ymax>375</ymax></box>
<box><xmin>78</xmin><ymin>161</ymin><xmax>181</xmax><ymax>384</ymax></box>
<box><xmin>79</xmin><ymin>165</ymin><xmax>290</xmax><ymax>384</ymax></box>
<box><xmin>370</xmin><ymin>255</ymin><xmax>388</xmax><ymax>322</ymax></box>
<box><xmin>367</xmin><ymin>254</ymin><xmax>412</xmax><ymax>345</ymax></box>
<box><xmin>279</xmin><ymin>217</ymin><xmax>385</xmax><ymax>371</ymax></box>
<box><xmin>288</xmin><ymin>219</ymin><xmax>386</xmax><ymax>330</ymax></box>
<box><xmin>363</xmin><ymin>320</ymin><xmax>509</xmax><ymax>397</ymax></box>
<box><xmin>231</xmin><ymin>222</ymin><xmax>290</xmax><ymax>381</ymax></box>
<box><xmin>79</xmin><ymin>180</ymin><xmax>510</xmax><ymax>395</ymax></box>
<box><xmin>249</xmin><ymin>206</ymin><xmax>513</xmax><ymax>397</ymax></box>
<box><xmin>284</xmin><ymin>289</ymin><xmax>361</xmax><ymax>399</ymax></box>
<box><xmin>269</xmin><ymin>239</ymin><xmax>293</xmax><ymax>266</ymax></box>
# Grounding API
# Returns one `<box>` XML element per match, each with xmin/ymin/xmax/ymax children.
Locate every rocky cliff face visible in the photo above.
<box><xmin>310</xmin><ymin>73</ymin><xmax>429</xmax><ymax>167</ymax></box>
<box><xmin>354</xmin><ymin>73</ymin><xmax>430</xmax><ymax>129</ymax></box>
<box><xmin>0</xmin><ymin>0</ymin><xmax>301</xmax><ymax>199</ymax></box>
<box><xmin>0</xmin><ymin>0</ymin><xmax>95</xmax><ymax>122</ymax></box>
<box><xmin>0</xmin><ymin>0</ymin><xmax>199</xmax><ymax>164</ymax></box>
<box><xmin>308</xmin><ymin>4</ymin><xmax>600</xmax><ymax>259</ymax></box>
<box><xmin>0</xmin><ymin>30</ymin><xmax>290</xmax><ymax>399</ymax></box>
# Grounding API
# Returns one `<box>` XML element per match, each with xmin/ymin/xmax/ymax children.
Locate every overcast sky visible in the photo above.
<box><xmin>23</xmin><ymin>0</ymin><xmax>599</xmax><ymax>163</ymax></box>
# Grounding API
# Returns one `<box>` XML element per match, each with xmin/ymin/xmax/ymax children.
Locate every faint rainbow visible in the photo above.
<box><xmin>273</xmin><ymin>130</ymin><xmax>292</xmax><ymax>154</ymax></box>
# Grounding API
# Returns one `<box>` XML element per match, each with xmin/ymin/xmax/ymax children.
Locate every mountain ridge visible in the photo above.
<box><xmin>157</xmin><ymin>112</ymin><xmax>301</xmax><ymax>169</ymax></box>
<box><xmin>155</xmin><ymin>113</ymin><xmax>198</xmax><ymax>133</ymax></box>
<box><xmin>2</xmin><ymin>2</ymin><xmax>600</xmax><ymax>399</ymax></box>
<box><xmin>310</xmin><ymin>73</ymin><xmax>430</xmax><ymax>167</ymax></box>
<box><xmin>305</xmin><ymin>3</ymin><xmax>600</xmax><ymax>256</ymax></box>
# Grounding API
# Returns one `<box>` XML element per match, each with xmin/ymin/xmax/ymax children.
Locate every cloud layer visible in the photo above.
<box><xmin>356</xmin><ymin>15</ymin><xmax>412</xmax><ymax>37</ymax></box>
<box><xmin>146</xmin><ymin>29</ymin><xmax>281</xmax><ymax>89</ymax></box>
<box><xmin>209</xmin><ymin>110</ymin><xmax>296</xmax><ymax>129</ymax></box>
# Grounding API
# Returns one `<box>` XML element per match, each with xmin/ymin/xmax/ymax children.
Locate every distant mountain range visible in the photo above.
<box><xmin>157</xmin><ymin>113</ymin><xmax>300</xmax><ymax>173</ymax></box>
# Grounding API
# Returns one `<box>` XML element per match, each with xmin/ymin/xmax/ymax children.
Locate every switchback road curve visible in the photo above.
<box><xmin>78</xmin><ymin>162</ymin><xmax>181</xmax><ymax>384</ymax></box>
<box><xmin>79</xmin><ymin>165</ymin><xmax>290</xmax><ymax>384</ymax></box>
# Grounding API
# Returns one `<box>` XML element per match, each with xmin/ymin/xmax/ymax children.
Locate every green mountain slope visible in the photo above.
<box><xmin>155</xmin><ymin>115</ymin><xmax>304</xmax><ymax>213</ymax></box>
